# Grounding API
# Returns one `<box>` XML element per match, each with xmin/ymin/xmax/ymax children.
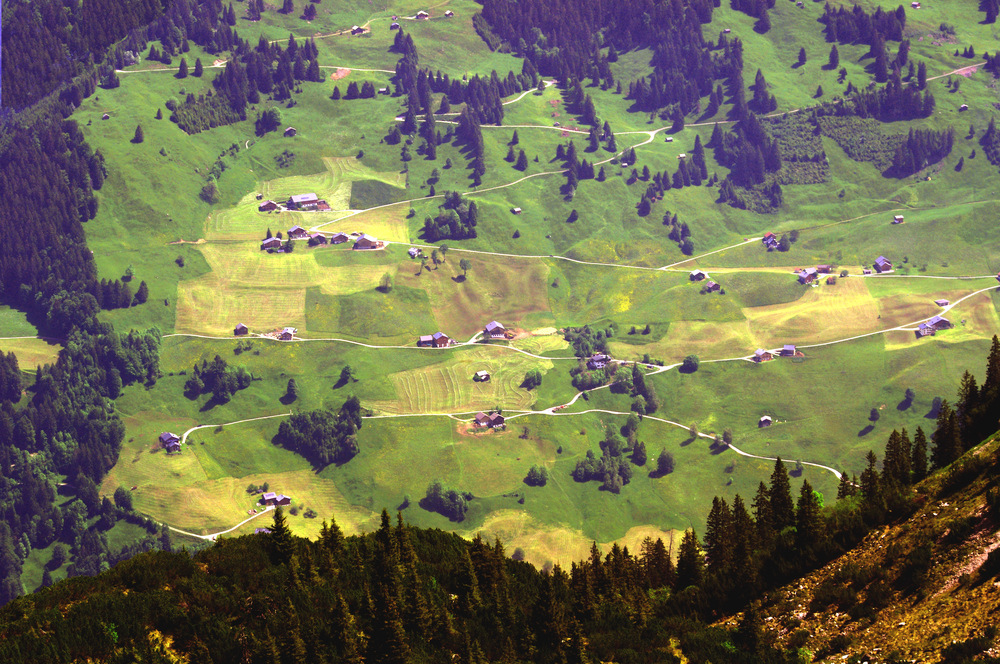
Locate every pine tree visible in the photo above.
<box><xmin>155</xmin><ymin>108</ymin><xmax>162</xmax><ymax>120</ymax></box>
<box><xmin>768</xmin><ymin>458</ymin><xmax>795</xmax><ymax>531</ymax></box>
<box><xmin>752</xmin><ymin>481</ymin><xmax>775</xmax><ymax>546</ymax></box>
<box><xmin>860</xmin><ymin>450</ymin><xmax>883</xmax><ymax>515</ymax></box>
<box><xmin>269</xmin><ymin>507</ymin><xmax>294</xmax><ymax>562</ymax></box>
<box><xmin>178</xmin><ymin>58</ymin><xmax>188</xmax><ymax>78</ymax></box>
<box><xmin>703</xmin><ymin>496</ymin><xmax>733</xmax><ymax>575</ymax></box>
<box><xmin>828</xmin><ymin>44</ymin><xmax>840</xmax><ymax>69</ymax></box>
<box><xmin>797</xmin><ymin>47</ymin><xmax>807</xmax><ymax>66</ymax></box>
<box><xmin>674</xmin><ymin>529</ymin><xmax>704</xmax><ymax>590</ymax></box>
<box><xmin>917</xmin><ymin>61</ymin><xmax>927</xmax><ymax>89</ymax></box>
<box><xmin>132</xmin><ymin>125</ymin><xmax>144</xmax><ymax>144</ymax></box>
<box><xmin>912</xmin><ymin>426</ymin><xmax>928</xmax><ymax>480</ymax></box>
<box><xmin>795</xmin><ymin>480</ymin><xmax>823</xmax><ymax>555</ymax></box>
<box><xmin>193</xmin><ymin>58</ymin><xmax>204</xmax><ymax>77</ymax></box>
<box><xmin>515</xmin><ymin>149</ymin><xmax>528</xmax><ymax>171</ymax></box>
<box><xmin>134</xmin><ymin>280</ymin><xmax>149</xmax><ymax>304</ymax></box>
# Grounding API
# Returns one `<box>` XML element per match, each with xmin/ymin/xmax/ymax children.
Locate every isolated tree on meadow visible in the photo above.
<box><xmin>286</xmin><ymin>378</ymin><xmax>298</xmax><ymax>401</ymax></box>
<box><xmin>132</xmin><ymin>125</ymin><xmax>144</xmax><ymax>143</ymax></box>
<box><xmin>193</xmin><ymin>58</ymin><xmax>203</xmax><ymax>77</ymax></box>
<box><xmin>828</xmin><ymin>45</ymin><xmax>840</xmax><ymax>69</ymax></box>
<box><xmin>459</xmin><ymin>258</ymin><xmax>471</xmax><ymax>278</ymax></box>
<box><xmin>340</xmin><ymin>365</ymin><xmax>355</xmax><ymax>384</ymax></box>
<box><xmin>134</xmin><ymin>280</ymin><xmax>149</xmax><ymax>305</ymax></box>
<box><xmin>797</xmin><ymin>47</ymin><xmax>806</xmax><ymax>66</ymax></box>
<box><xmin>177</xmin><ymin>57</ymin><xmax>188</xmax><ymax>78</ymax></box>
<box><xmin>657</xmin><ymin>449</ymin><xmax>674</xmax><ymax>475</ymax></box>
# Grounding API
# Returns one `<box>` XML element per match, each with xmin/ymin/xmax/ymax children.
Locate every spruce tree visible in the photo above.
<box><xmin>178</xmin><ymin>57</ymin><xmax>188</xmax><ymax>78</ymax></box>
<box><xmin>768</xmin><ymin>458</ymin><xmax>795</xmax><ymax>531</ymax></box>
<box><xmin>674</xmin><ymin>529</ymin><xmax>704</xmax><ymax>590</ymax></box>
<box><xmin>269</xmin><ymin>507</ymin><xmax>294</xmax><ymax>562</ymax></box>
<box><xmin>703</xmin><ymin>496</ymin><xmax>733</xmax><ymax>575</ymax></box>
<box><xmin>828</xmin><ymin>44</ymin><xmax>840</xmax><ymax>69</ymax></box>
<box><xmin>795</xmin><ymin>480</ymin><xmax>823</xmax><ymax>555</ymax></box>
<box><xmin>193</xmin><ymin>58</ymin><xmax>203</xmax><ymax>77</ymax></box>
<box><xmin>132</xmin><ymin>125</ymin><xmax>144</xmax><ymax>144</ymax></box>
<box><xmin>912</xmin><ymin>426</ymin><xmax>929</xmax><ymax>481</ymax></box>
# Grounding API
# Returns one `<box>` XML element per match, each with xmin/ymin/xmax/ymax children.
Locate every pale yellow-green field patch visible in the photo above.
<box><xmin>310</xmin><ymin>204</ymin><xmax>411</xmax><ymax>243</ymax></box>
<box><xmin>743</xmin><ymin>277</ymin><xmax>879</xmax><ymax>345</ymax></box>
<box><xmin>611</xmin><ymin>319</ymin><xmax>756</xmax><ymax>362</ymax></box>
<box><xmin>175</xmin><ymin>277</ymin><xmax>308</xmax><ymax>335</ymax></box>
<box><xmin>884</xmin><ymin>291</ymin><xmax>1000</xmax><ymax>350</ymax></box>
<box><xmin>367</xmin><ymin>346</ymin><xmax>549</xmax><ymax>414</ymax></box>
<box><xmin>397</xmin><ymin>253</ymin><xmax>552</xmax><ymax>338</ymax></box>
<box><xmin>512</xmin><ymin>333</ymin><xmax>570</xmax><ymax>355</ymax></box>
<box><xmin>0</xmin><ymin>337</ymin><xmax>63</xmax><ymax>368</ymax></box>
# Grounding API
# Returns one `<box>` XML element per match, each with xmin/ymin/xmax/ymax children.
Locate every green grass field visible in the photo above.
<box><xmin>68</xmin><ymin>0</ymin><xmax>1000</xmax><ymax>566</ymax></box>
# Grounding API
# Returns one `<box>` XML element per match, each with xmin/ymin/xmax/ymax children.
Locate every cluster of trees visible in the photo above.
<box><xmin>711</xmin><ymin>113</ymin><xmax>784</xmax><ymax>212</ymax></box>
<box><xmin>563</xmin><ymin>323</ymin><xmax>615</xmax><ymax>358</ymax></box>
<box><xmin>888</xmin><ymin>127</ymin><xmax>955</xmax><ymax>177</ymax></box>
<box><xmin>0</xmin><ymin>353</ymin><xmax>21</xmax><ymax>405</ymax></box>
<box><xmin>173</xmin><ymin>30</ymin><xmax>324</xmax><ymax>134</ymax></box>
<box><xmin>421</xmin><ymin>191</ymin><xmax>480</xmax><ymax>241</ymax></box>
<box><xmin>183</xmin><ymin>355</ymin><xmax>252</xmax><ymax>403</ymax></box>
<box><xmin>571</xmin><ymin>424</ymin><xmax>651</xmax><ymax>493</ymax></box>
<box><xmin>273</xmin><ymin>397</ymin><xmax>364</xmax><ymax>468</ymax></box>
<box><xmin>524</xmin><ymin>465</ymin><xmax>548</xmax><ymax>487</ymax></box>
<box><xmin>0</xmin><ymin>508</ymin><xmax>804</xmax><ymax>663</ymax></box>
<box><xmin>819</xmin><ymin>3</ymin><xmax>907</xmax><ymax>44</ymax></box>
<box><xmin>635</xmin><ymin>138</ymin><xmax>709</xmax><ymax>222</ymax></box>
<box><xmin>421</xmin><ymin>481</ymin><xmax>472</xmax><ymax>521</ymax></box>
<box><xmin>980</xmin><ymin>117</ymin><xmax>1000</xmax><ymax>168</ymax></box>
<box><xmin>0</xmin><ymin>0</ymin><xmax>163</xmax><ymax>111</ymax></box>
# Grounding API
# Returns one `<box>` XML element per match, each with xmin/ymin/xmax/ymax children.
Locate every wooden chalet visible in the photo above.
<box><xmin>874</xmin><ymin>256</ymin><xmax>893</xmax><ymax>273</ymax></box>
<box><xmin>284</xmin><ymin>127</ymin><xmax>297</xmax><ymax>137</ymax></box>
<box><xmin>484</xmin><ymin>321</ymin><xmax>507</xmax><ymax>339</ymax></box>
<box><xmin>260</xmin><ymin>491</ymin><xmax>292</xmax><ymax>506</ymax></box>
<box><xmin>288</xmin><ymin>225</ymin><xmax>309</xmax><ymax>239</ymax></box>
<box><xmin>331</xmin><ymin>232</ymin><xmax>350</xmax><ymax>244</ymax></box>
<box><xmin>287</xmin><ymin>193</ymin><xmax>319</xmax><ymax>209</ymax></box>
<box><xmin>762</xmin><ymin>232</ymin><xmax>779</xmax><ymax>250</ymax></box>
<box><xmin>353</xmin><ymin>233</ymin><xmax>381</xmax><ymax>250</ymax></box>
<box><xmin>704</xmin><ymin>280</ymin><xmax>721</xmax><ymax>292</ymax></box>
<box><xmin>416</xmin><ymin>10</ymin><xmax>429</xmax><ymax>19</ymax></box>
<box><xmin>758</xmin><ymin>415</ymin><xmax>773</xmax><ymax>428</ymax></box>
<box><xmin>816</xmin><ymin>265</ymin><xmax>832</xmax><ymax>274</ymax></box>
<box><xmin>308</xmin><ymin>233</ymin><xmax>328</xmax><ymax>246</ymax></box>
<box><xmin>261</xmin><ymin>237</ymin><xmax>282</xmax><ymax>250</ymax></box>
<box><xmin>474</xmin><ymin>370</ymin><xmax>490</xmax><ymax>381</ymax></box>
<box><xmin>753</xmin><ymin>349</ymin><xmax>773</xmax><ymax>362</ymax></box>
<box><xmin>279</xmin><ymin>327</ymin><xmax>297</xmax><ymax>341</ymax></box>
<box><xmin>258</xmin><ymin>200</ymin><xmax>280</xmax><ymax>212</ymax></box>
<box><xmin>418</xmin><ymin>332</ymin><xmax>453</xmax><ymax>348</ymax></box>
<box><xmin>234</xmin><ymin>323</ymin><xmax>249</xmax><ymax>336</ymax></box>
<box><xmin>689</xmin><ymin>269</ymin><xmax>707</xmax><ymax>281</ymax></box>
<box><xmin>159</xmin><ymin>432</ymin><xmax>181</xmax><ymax>452</ymax></box>
<box><xmin>916</xmin><ymin>323</ymin><xmax>936</xmax><ymax>338</ymax></box>
<box><xmin>474</xmin><ymin>412</ymin><xmax>490</xmax><ymax>427</ymax></box>
<box><xmin>780</xmin><ymin>344</ymin><xmax>796</xmax><ymax>357</ymax></box>
<box><xmin>488</xmin><ymin>413</ymin><xmax>505</xmax><ymax>428</ymax></box>
<box><xmin>927</xmin><ymin>315</ymin><xmax>951</xmax><ymax>330</ymax></box>
<box><xmin>798</xmin><ymin>267</ymin><xmax>818</xmax><ymax>284</ymax></box>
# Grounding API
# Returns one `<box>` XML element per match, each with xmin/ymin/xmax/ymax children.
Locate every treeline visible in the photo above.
<box><xmin>0</xmin><ymin>0</ymin><xmax>163</xmax><ymax>111</ymax></box>
<box><xmin>0</xmin><ymin>509</ymin><xmax>798</xmax><ymax>663</ymax></box>
<box><xmin>421</xmin><ymin>191</ymin><xmax>480</xmax><ymax>241</ymax></box>
<box><xmin>273</xmin><ymin>397</ymin><xmax>364</xmax><ymax>468</ymax></box>
<box><xmin>0</xmin><ymin>325</ymin><xmax>161</xmax><ymax>605</ymax></box>
<box><xmin>479</xmin><ymin>0</ymin><xmax>721</xmax><ymax>118</ymax></box>
<box><xmin>688</xmin><ymin>336</ymin><xmax>1000</xmax><ymax>619</ymax></box>
<box><xmin>820</xmin><ymin>4</ymin><xmax>907</xmax><ymax>44</ymax></box>
<box><xmin>888</xmin><ymin>127</ymin><xmax>954</xmax><ymax>177</ymax></box>
<box><xmin>183</xmin><ymin>355</ymin><xmax>252</xmax><ymax>403</ymax></box>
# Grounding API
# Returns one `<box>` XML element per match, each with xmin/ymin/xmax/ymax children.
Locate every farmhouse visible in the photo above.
<box><xmin>798</xmin><ymin>268</ymin><xmax>818</xmax><ymax>284</ymax></box>
<box><xmin>287</xmin><ymin>193</ymin><xmax>319</xmax><ymax>209</ymax></box>
<box><xmin>893</xmin><ymin>214</ymin><xmax>904</xmax><ymax>224</ymax></box>
<box><xmin>288</xmin><ymin>225</ymin><xmax>309</xmax><ymax>239</ymax></box>
<box><xmin>488</xmin><ymin>413</ymin><xmax>505</xmax><ymax>428</ymax></box>
<box><xmin>704</xmin><ymin>280</ymin><xmax>721</xmax><ymax>292</ymax></box>
<box><xmin>916</xmin><ymin>323</ymin><xmax>936</xmax><ymax>338</ymax></box>
<box><xmin>284</xmin><ymin>127</ymin><xmax>297</xmax><ymax>137</ymax></box>
<box><xmin>475</xmin><ymin>370</ymin><xmax>490</xmax><ymax>381</ymax></box>
<box><xmin>353</xmin><ymin>233</ymin><xmax>382</xmax><ymax>250</ymax></box>
<box><xmin>484</xmin><ymin>321</ymin><xmax>507</xmax><ymax>339</ymax></box>
<box><xmin>587</xmin><ymin>353</ymin><xmax>611</xmax><ymax>370</ymax></box>
<box><xmin>874</xmin><ymin>256</ymin><xmax>893</xmax><ymax>273</ymax></box>
<box><xmin>753</xmin><ymin>349</ymin><xmax>773</xmax><ymax>362</ymax></box>
<box><xmin>927</xmin><ymin>315</ymin><xmax>952</xmax><ymax>330</ymax></box>
<box><xmin>258</xmin><ymin>200</ymin><xmax>279</xmax><ymax>212</ymax></box>
<box><xmin>260</xmin><ymin>492</ymin><xmax>292</xmax><ymax>506</ymax></box>
<box><xmin>308</xmin><ymin>233</ymin><xmax>327</xmax><ymax>246</ymax></box>
<box><xmin>474</xmin><ymin>412</ymin><xmax>490</xmax><ymax>427</ymax></box>
<box><xmin>781</xmin><ymin>344</ymin><xmax>796</xmax><ymax>357</ymax></box>
<box><xmin>816</xmin><ymin>265</ymin><xmax>831</xmax><ymax>274</ymax></box>
<box><xmin>416</xmin><ymin>10</ymin><xmax>429</xmax><ymax>18</ymax></box>
<box><xmin>261</xmin><ymin>237</ymin><xmax>282</xmax><ymax>250</ymax></box>
<box><xmin>234</xmin><ymin>323</ymin><xmax>249</xmax><ymax>336</ymax></box>
<box><xmin>690</xmin><ymin>269</ymin><xmax>707</xmax><ymax>281</ymax></box>
<box><xmin>418</xmin><ymin>332</ymin><xmax>453</xmax><ymax>347</ymax></box>
<box><xmin>762</xmin><ymin>232</ymin><xmax>779</xmax><ymax>250</ymax></box>
<box><xmin>408</xmin><ymin>247</ymin><xmax>421</xmax><ymax>258</ymax></box>
<box><xmin>935</xmin><ymin>299</ymin><xmax>949</xmax><ymax>307</ymax></box>
<box><xmin>759</xmin><ymin>415</ymin><xmax>773</xmax><ymax>428</ymax></box>
<box><xmin>279</xmin><ymin>327</ymin><xmax>297</xmax><ymax>341</ymax></box>
<box><xmin>159</xmin><ymin>432</ymin><xmax>181</xmax><ymax>448</ymax></box>
<box><xmin>331</xmin><ymin>232</ymin><xmax>350</xmax><ymax>244</ymax></box>
<box><xmin>826</xmin><ymin>276</ymin><xmax>837</xmax><ymax>285</ymax></box>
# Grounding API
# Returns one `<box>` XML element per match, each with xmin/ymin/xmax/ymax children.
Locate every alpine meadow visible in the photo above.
<box><xmin>3</xmin><ymin>0</ymin><xmax>1000</xmax><ymax>660</ymax></box>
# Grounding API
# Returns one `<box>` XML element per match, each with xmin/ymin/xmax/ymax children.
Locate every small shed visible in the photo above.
<box><xmin>279</xmin><ymin>327</ymin><xmax>297</xmax><ymax>341</ymax></box>
<box><xmin>723</xmin><ymin>28</ymin><xmax>731</xmax><ymax>33</ymax></box>
<box><xmin>390</xmin><ymin>21</ymin><xmax>400</xmax><ymax>29</ymax></box>
<box><xmin>308</xmin><ymin>233</ymin><xmax>328</xmax><ymax>246</ymax></box>
<box><xmin>444</xmin><ymin>10</ymin><xmax>454</xmax><ymax>17</ymax></box>
<box><xmin>781</xmin><ymin>344</ymin><xmax>796</xmax><ymax>357</ymax></box>
<box><xmin>690</xmin><ymin>269</ymin><xmax>707</xmax><ymax>281</ymax></box>
<box><xmin>959</xmin><ymin>104</ymin><xmax>969</xmax><ymax>112</ymax></box>
<box><xmin>758</xmin><ymin>415</ymin><xmax>773</xmax><ymax>428</ymax></box>
<box><xmin>234</xmin><ymin>323</ymin><xmax>249</xmax><ymax>336</ymax></box>
<box><xmin>511</xmin><ymin>207</ymin><xmax>522</xmax><ymax>215</ymax></box>
<box><xmin>677</xmin><ymin>153</ymin><xmax>687</xmax><ymax>159</ymax></box>
<box><xmin>665</xmin><ymin>136</ymin><xmax>674</xmax><ymax>142</ymax></box>
<box><xmin>378</xmin><ymin>87</ymin><xmax>390</xmax><ymax>95</ymax></box>
<box><xmin>331</xmin><ymin>232</ymin><xmax>350</xmax><ymax>244</ymax></box>
<box><xmin>704</xmin><ymin>280</ymin><xmax>721</xmax><ymax>292</ymax></box>
<box><xmin>893</xmin><ymin>214</ymin><xmax>905</xmax><ymax>224</ymax></box>
<box><xmin>284</xmin><ymin>127</ymin><xmax>297</xmax><ymax>137</ymax></box>
<box><xmin>408</xmin><ymin>247</ymin><xmax>421</xmax><ymax>258</ymax></box>
<box><xmin>488</xmin><ymin>413</ymin><xmax>505</xmax><ymax>428</ymax></box>
<box><xmin>910</xmin><ymin>1</ymin><xmax>920</xmax><ymax>8</ymax></box>
<box><xmin>102</xmin><ymin>113</ymin><xmax>110</xmax><ymax>120</ymax></box>
<box><xmin>259</xmin><ymin>200</ymin><xmax>279</xmax><ymax>212</ymax></box>
<box><xmin>475</xmin><ymin>370</ymin><xmax>490</xmax><ymax>381</ymax></box>
<box><xmin>934</xmin><ymin>299</ymin><xmax>949</xmax><ymax>307</ymax></box>
<box><xmin>416</xmin><ymin>10</ymin><xmax>429</xmax><ymax>18</ymax></box>
<box><xmin>474</xmin><ymin>412</ymin><xmax>490</xmax><ymax>427</ymax></box>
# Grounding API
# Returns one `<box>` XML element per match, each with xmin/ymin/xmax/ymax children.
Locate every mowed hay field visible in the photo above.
<box><xmin>0</xmin><ymin>337</ymin><xmax>63</xmax><ymax>369</ymax></box>
<box><xmin>367</xmin><ymin>345</ymin><xmax>556</xmax><ymax>414</ymax></box>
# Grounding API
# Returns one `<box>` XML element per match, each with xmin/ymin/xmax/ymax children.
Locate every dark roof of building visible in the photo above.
<box><xmin>159</xmin><ymin>432</ymin><xmax>180</xmax><ymax>443</ymax></box>
<box><xmin>290</xmin><ymin>193</ymin><xmax>317</xmax><ymax>203</ymax></box>
<box><xmin>485</xmin><ymin>321</ymin><xmax>505</xmax><ymax>333</ymax></box>
<box><xmin>432</xmin><ymin>331</ymin><xmax>449</xmax><ymax>340</ymax></box>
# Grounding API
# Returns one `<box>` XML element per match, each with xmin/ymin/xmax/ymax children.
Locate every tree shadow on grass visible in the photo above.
<box><xmin>897</xmin><ymin>398</ymin><xmax>913</xmax><ymax>411</ymax></box>
<box><xmin>451</xmin><ymin>274</ymin><xmax>467</xmax><ymax>283</ymax></box>
<box><xmin>858</xmin><ymin>424</ymin><xmax>875</xmax><ymax>437</ymax></box>
<box><xmin>279</xmin><ymin>393</ymin><xmax>297</xmax><ymax>406</ymax></box>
